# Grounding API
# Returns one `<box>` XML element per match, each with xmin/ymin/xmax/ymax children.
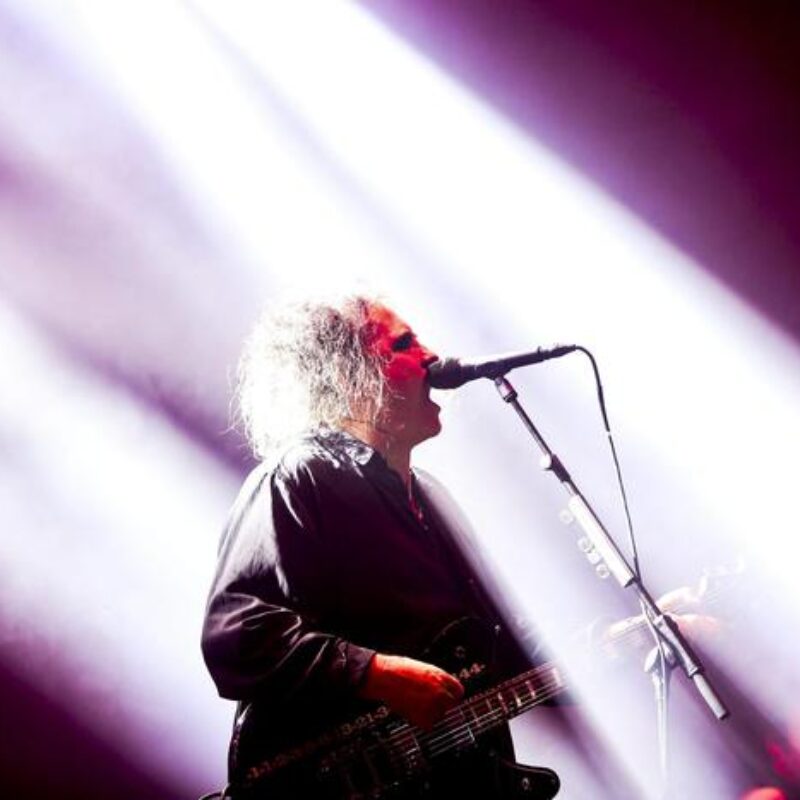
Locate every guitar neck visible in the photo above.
<box><xmin>420</xmin><ymin>662</ymin><xmax>568</xmax><ymax>756</ymax></box>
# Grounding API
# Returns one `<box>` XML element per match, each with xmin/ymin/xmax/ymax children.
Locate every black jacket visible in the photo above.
<box><xmin>201</xmin><ymin>429</ymin><xmax>542</xmax><ymax>797</ymax></box>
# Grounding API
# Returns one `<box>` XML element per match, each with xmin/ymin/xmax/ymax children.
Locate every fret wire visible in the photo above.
<box><xmin>254</xmin><ymin>667</ymin><xmax>570</xmax><ymax>787</ymax></box>
<box><xmin>425</xmin><ymin>680</ymin><xmax>567</xmax><ymax>757</ymax></box>
<box><xmin>457</xmin><ymin>679</ymin><xmax>560</xmax><ymax>734</ymax></box>
<box><xmin>421</xmin><ymin>676</ymin><xmax>566</xmax><ymax>755</ymax></box>
<box><xmin>388</xmin><ymin>663</ymin><xmax>567</xmax><ymax>758</ymax></box>
<box><xmin>524</xmin><ymin>679</ymin><xmax>536</xmax><ymax>702</ymax></box>
<box><xmin>451</xmin><ymin>705</ymin><xmax>475</xmax><ymax>745</ymax></box>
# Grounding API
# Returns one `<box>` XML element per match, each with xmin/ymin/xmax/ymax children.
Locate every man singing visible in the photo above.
<box><xmin>201</xmin><ymin>294</ymin><xmax>559</xmax><ymax>799</ymax></box>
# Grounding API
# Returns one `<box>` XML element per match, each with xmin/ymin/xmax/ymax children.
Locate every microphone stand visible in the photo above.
<box><xmin>643</xmin><ymin>638</ymin><xmax>677</xmax><ymax>792</ymax></box>
<box><xmin>493</xmin><ymin>375</ymin><xmax>729</xmax><ymax>797</ymax></box>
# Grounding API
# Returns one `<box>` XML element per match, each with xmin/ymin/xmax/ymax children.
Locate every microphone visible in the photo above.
<box><xmin>427</xmin><ymin>345</ymin><xmax>578</xmax><ymax>389</ymax></box>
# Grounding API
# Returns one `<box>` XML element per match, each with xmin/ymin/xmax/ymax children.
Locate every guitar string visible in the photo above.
<box><xmin>379</xmin><ymin>672</ymin><xmax>566</xmax><ymax>763</ymax></box>
<box><xmin>420</xmin><ymin>660</ymin><xmax>559</xmax><ymax>741</ymax></box>
<box><xmin>360</xmin><ymin>676</ymin><xmax>567</xmax><ymax>772</ymax></box>
<box><xmin>425</xmin><ymin>677</ymin><xmax>566</xmax><ymax>757</ymax></box>
<box><xmin>377</xmin><ymin>666</ymin><xmax>558</xmax><ymax>754</ymax></box>
<box><xmin>244</xmin><ymin>666</ymin><xmax>563</xmax><ymax>781</ymax></box>
<box><xmin>410</xmin><ymin>659</ymin><xmax>563</xmax><ymax>745</ymax></box>
<box><xmin>411</xmin><ymin>680</ymin><xmax>563</xmax><ymax>762</ymax></box>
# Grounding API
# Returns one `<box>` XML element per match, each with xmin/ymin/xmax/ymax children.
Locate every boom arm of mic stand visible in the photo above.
<box><xmin>493</xmin><ymin>375</ymin><xmax>729</xmax><ymax>722</ymax></box>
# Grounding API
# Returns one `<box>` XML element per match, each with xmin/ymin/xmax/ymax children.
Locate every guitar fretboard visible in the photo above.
<box><xmin>418</xmin><ymin>662</ymin><xmax>568</xmax><ymax>758</ymax></box>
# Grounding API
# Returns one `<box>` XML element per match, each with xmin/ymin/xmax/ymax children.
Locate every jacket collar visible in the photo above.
<box><xmin>311</xmin><ymin>427</ymin><xmax>383</xmax><ymax>468</ymax></box>
<box><xmin>312</xmin><ymin>427</ymin><xmax>426</xmax><ymax>527</ymax></box>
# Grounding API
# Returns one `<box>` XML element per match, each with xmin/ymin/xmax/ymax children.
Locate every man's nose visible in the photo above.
<box><xmin>421</xmin><ymin>347</ymin><xmax>439</xmax><ymax>370</ymax></box>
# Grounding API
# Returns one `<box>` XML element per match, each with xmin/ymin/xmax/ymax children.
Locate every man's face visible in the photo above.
<box><xmin>365</xmin><ymin>304</ymin><xmax>442</xmax><ymax>447</ymax></box>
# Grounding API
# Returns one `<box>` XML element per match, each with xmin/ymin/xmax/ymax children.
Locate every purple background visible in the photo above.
<box><xmin>2</xmin><ymin>2</ymin><xmax>800</xmax><ymax>798</ymax></box>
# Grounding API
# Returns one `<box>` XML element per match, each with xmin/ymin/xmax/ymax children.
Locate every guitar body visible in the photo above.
<box><xmin>228</xmin><ymin>618</ymin><xmax>561</xmax><ymax>800</ymax></box>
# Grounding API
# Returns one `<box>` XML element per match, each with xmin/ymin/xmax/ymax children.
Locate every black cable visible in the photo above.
<box><xmin>575</xmin><ymin>346</ymin><xmax>641</xmax><ymax>581</ymax></box>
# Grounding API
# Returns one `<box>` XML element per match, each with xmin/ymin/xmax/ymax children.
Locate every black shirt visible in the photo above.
<box><xmin>202</xmin><ymin>429</ymin><xmax>537</xmax><ymax>798</ymax></box>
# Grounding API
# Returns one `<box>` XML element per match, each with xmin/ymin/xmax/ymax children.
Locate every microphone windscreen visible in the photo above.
<box><xmin>426</xmin><ymin>358</ymin><xmax>466</xmax><ymax>389</ymax></box>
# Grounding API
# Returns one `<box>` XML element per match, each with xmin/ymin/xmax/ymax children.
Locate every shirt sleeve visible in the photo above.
<box><xmin>201</xmin><ymin>461</ymin><xmax>375</xmax><ymax>706</ymax></box>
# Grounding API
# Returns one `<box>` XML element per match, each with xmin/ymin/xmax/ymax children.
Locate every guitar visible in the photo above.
<box><xmin>227</xmin><ymin>564</ymin><xmax>742</xmax><ymax>799</ymax></box>
<box><xmin>228</xmin><ymin>617</ymin><xmax>563</xmax><ymax>800</ymax></box>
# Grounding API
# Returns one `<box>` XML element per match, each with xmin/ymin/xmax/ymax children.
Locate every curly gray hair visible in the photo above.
<box><xmin>236</xmin><ymin>294</ymin><xmax>390</xmax><ymax>460</ymax></box>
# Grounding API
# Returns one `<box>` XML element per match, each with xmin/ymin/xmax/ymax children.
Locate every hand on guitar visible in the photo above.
<box><xmin>358</xmin><ymin>652</ymin><xmax>465</xmax><ymax>730</ymax></box>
